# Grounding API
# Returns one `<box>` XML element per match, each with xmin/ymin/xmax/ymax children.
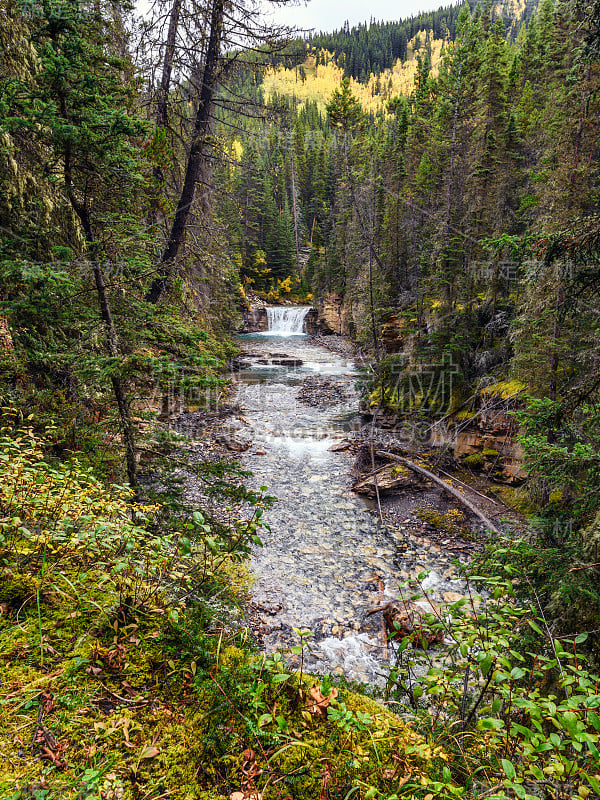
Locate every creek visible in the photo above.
<box><xmin>233</xmin><ymin>308</ymin><xmax>467</xmax><ymax>685</ymax></box>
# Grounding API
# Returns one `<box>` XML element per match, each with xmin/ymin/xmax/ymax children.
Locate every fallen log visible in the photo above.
<box><xmin>354</xmin><ymin>465</ymin><xmax>427</xmax><ymax>497</ymax></box>
<box><xmin>375</xmin><ymin>450</ymin><xmax>502</xmax><ymax>534</ymax></box>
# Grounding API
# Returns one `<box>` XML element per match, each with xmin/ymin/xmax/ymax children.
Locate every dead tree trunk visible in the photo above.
<box><xmin>376</xmin><ymin>450</ymin><xmax>501</xmax><ymax>534</ymax></box>
<box><xmin>148</xmin><ymin>0</ymin><xmax>183</xmax><ymax>226</ymax></box>
<box><xmin>146</xmin><ymin>0</ymin><xmax>224</xmax><ymax>304</ymax></box>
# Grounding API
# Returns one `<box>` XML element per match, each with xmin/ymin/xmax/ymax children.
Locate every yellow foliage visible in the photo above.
<box><xmin>261</xmin><ymin>35</ymin><xmax>445</xmax><ymax>114</ymax></box>
<box><xmin>253</xmin><ymin>250</ymin><xmax>268</xmax><ymax>270</ymax></box>
<box><xmin>230</xmin><ymin>139</ymin><xmax>243</xmax><ymax>163</ymax></box>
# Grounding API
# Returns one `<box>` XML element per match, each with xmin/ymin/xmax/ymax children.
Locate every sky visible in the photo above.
<box><xmin>264</xmin><ymin>0</ymin><xmax>449</xmax><ymax>35</ymax></box>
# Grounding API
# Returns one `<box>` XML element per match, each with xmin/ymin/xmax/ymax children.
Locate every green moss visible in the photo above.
<box><xmin>481</xmin><ymin>379</ymin><xmax>526</xmax><ymax>399</ymax></box>
<box><xmin>413</xmin><ymin>507</ymin><xmax>467</xmax><ymax>537</ymax></box>
<box><xmin>463</xmin><ymin>452</ymin><xmax>485</xmax><ymax>469</ymax></box>
<box><xmin>0</xmin><ymin>571</ymin><xmax>39</xmax><ymax>607</ymax></box>
<box><xmin>482</xmin><ymin>448</ymin><xmax>499</xmax><ymax>458</ymax></box>
<box><xmin>491</xmin><ymin>484</ymin><xmax>536</xmax><ymax>515</ymax></box>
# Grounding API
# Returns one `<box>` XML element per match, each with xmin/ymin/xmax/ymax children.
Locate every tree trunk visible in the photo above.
<box><xmin>156</xmin><ymin>0</ymin><xmax>182</xmax><ymax>131</ymax></box>
<box><xmin>90</xmin><ymin>257</ymin><xmax>138</xmax><ymax>489</ymax></box>
<box><xmin>146</xmin><ymin>0</ymin><xmax>224</xmax><ymax>304</ymax></box>
<box><xmin>63</xmin><ymin>130</ymin><xmax>138</xmax><ymax>487</ymax></box>
<box><xmin>148</xmin><ymin>0</ymin><xmax>183</xmax><ymax>227</ymax></box>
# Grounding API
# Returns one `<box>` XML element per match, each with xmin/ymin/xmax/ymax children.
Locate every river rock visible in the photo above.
<box><xmin>328</xmin><ymin>439</ymin><xmax>353</xmax><ymax>452</ymax></box>
<box><xmin>271</xmin><ymin>358</ymin><xmax>303</xmax><ymax>367</ymax></box>
<box><xmin>443</xmin><ymin>591</ymin><xmax>466</xmax><ymax>604</ymax></box>
<box><xmin>216</xmin><ymin>435</ymin><xmax>251</xmax><ymax>452</ymax></box>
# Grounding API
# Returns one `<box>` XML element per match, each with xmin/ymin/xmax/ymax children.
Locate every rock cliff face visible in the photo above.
<box><xmin>451</xmin><ymin>427</ymin><xmax>526</xmax><ymax>484</ymax></box>
<box><xmin>431</xmin><ymin>397</ymin><xmax>526</xmax><ymax>484</ymax></box>
<box><xmin>317</xmin><ymin>294</ymin><xmax>346</xmax><ymax>334</ymax></box>
<box><xmin>242</xmin><ymin>308</ymin><xmax>268</xmax><ymax>332</ymax></box>
<box><xmin>305</xmin><ymin>308</ymin><xmax>319</xmax><ymax>334</ymax></box>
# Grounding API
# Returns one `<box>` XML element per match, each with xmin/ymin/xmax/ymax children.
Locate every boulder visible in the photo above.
<box><xmin>216</xmin><ymin>435</ymin><xmax>251</xmax><ymax>452</ymax></box>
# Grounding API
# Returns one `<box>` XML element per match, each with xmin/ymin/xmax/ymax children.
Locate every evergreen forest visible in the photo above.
<box><xmin>1</xmin><ymin>0</ymin><xmax>600</xmax><ymax>797</ymax></box>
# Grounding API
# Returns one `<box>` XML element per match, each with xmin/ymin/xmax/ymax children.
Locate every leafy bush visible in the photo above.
<box><xmin>382</xmin><ymin>574</ymin><xmax>600</xmax><ymax>800</ymax></box>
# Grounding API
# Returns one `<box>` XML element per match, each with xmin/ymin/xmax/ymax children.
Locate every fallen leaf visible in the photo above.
<box><xmin>139</xmin><ymin>746</ymin><xmax>160</xmax><ymax>759</ymax></box>
<box><xmin>308</xmin><ymin>685</ymin><xmax>338</xmax><ymax>716</ymax></box>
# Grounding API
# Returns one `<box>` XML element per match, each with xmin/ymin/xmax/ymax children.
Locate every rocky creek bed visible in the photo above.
<box><xmin>219</xmin><ymin>332</ymin><xmax>496</xmax><ymax>686</ymax></box>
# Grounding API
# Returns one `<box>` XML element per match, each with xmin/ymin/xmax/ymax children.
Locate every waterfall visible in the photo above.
<box><xmin>265</xmin><ymin>306</ymin><xmax>311</xmax><ymax>336</ymax></box>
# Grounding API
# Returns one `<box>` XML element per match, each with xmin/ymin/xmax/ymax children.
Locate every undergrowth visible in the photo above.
<box><xmin>2</xmin><ymin>424</ymin><xmax>600</xmax><ymax>800</ymax></box>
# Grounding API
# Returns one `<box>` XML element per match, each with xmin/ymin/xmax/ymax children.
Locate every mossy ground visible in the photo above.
<box><xmin>0</xmin><ymin>580</ymin><xmax>452</xmax><ymax>800</ymax></box>
<box><xmin>413</xmin><ymin>507</ymin><xmax>469</xmax><ymax>538</ymax></box>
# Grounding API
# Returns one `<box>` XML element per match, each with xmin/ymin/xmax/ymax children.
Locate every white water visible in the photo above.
<box><xmin>265</xmin><ymin>306</ymin><xmax>311</xmax><ymax>336</ymax></box>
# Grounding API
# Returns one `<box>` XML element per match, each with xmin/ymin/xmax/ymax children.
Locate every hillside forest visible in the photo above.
<box><xmin>1</xmin><ymin>0</ymin><xmax>600</xmax><ymax>798</ymax></box>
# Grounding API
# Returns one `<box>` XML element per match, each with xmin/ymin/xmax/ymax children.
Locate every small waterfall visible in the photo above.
<box><xmin>266</xmin><ymin>306</ymin><xmax>311</xmax><ymax>336</ymax></box>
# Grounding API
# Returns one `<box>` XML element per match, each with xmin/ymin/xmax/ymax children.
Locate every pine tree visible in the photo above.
<box><xmin>4</xmin><ymin>0</ymin><xmax>149</xmax><ymax>485</ymax></box>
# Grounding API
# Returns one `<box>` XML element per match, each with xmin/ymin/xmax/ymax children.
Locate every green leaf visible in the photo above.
<box><xmin>528</xmin><ymin>765</ymin><xmax>544</xmax><ymax>780</ymax></box>
<box><xmin>501</xmin><ymin>759</ymin><xmax>516</xmax><ymax>780</ymax></box>
<box><xmin>510</xmin><ymin>667</ymin><xmax>526</xmax><ymax>680</ymax></box>
<box><xmin>588</xmin><ymin>712</ymin><xmax>600</xmax><ymax>731</ymax></box>
<box><xmin>561</xmin><ymin>710</ymin><xmax>580</xmax><ymax>739</ymax></box>
<box><xmin>480</xmin><ymin>653</ymin><xmax>493</xmax><ymax>676</ymax></box>
<box><xmin>480</xmin><ymin>718</ymin><xmax>505</xmax><ymax>730</ymax></box>
<box><xmin>271</xmin><ymin>673</ymin><xmax>290</xmax><ymax>683</ymax></box>
<box><xmin>527</xmin><ymin>619</ymin><xmax>544</xmax><ymax>636</ymax></box>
